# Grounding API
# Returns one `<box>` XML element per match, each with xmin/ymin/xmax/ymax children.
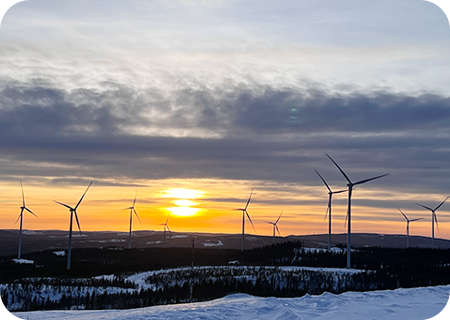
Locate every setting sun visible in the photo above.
<box><xmin>163</xmin><ymin>188</ymin><xmax>203</xmax><ymax>217</ymax></box>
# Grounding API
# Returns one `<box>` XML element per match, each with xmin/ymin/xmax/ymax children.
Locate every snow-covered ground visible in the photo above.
<box><xmin>12</xmin><ymin>258</ymin><xmax>34</xmax><ymax>264</ymax></box>
<box><xmin>9</xmin><ymin>285</ymin><xmax>450</xmax><ymax>320</ymax></box>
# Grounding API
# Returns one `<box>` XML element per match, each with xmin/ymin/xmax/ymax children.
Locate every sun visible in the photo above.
<box><xmin>163</xmin><ymin>188</ymin><xmax>204</xmax><ymax>199</ymax></box>
<box><xmin>163</xmin><ymin>188</ymin><xmax>203</xmax><ymax>217</ymax></box>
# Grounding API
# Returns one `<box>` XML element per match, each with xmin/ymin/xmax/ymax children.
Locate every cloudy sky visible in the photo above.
<box><xmin>0</xmin><ymin>0</ymin><xmax>450</xmax><ymax>239</ymax></box>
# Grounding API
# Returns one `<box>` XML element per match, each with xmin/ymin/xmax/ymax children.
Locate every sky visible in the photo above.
<box><xmin>0</xmin><ymin>0</ymin><xmax>450</xmax><ymax>240</ymax></box>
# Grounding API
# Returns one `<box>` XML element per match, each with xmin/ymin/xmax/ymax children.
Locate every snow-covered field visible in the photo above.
<box><xmin>8</xmin><ymin>285</ymin><xmax>450</xmax><ymax>320</ymax></box>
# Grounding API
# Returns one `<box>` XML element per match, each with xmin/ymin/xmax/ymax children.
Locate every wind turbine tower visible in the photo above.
<box><xmin>125</xmin><ymin>191</ymin><xmax>141</xmax><ymax>249</ymax></box>
<box><xmin>161</xmin><ymin>214</ymin><xmax>171</xmax><ymax>244</ymax></box>
<box><xmin>267</xmin><ymin>211</ymin><xmax>283</xmax><ymax>243</ymax></box>
<box><xmin>314</xmin><ymin>170</ymin><xmax>346</xmax><ymax>250</ymax></box>
<box><xmin>235</xmin><ymin>188</ymin><xmax>256</xmax><ymax>251</ymax></box>
<box><xmin>415</xmin><ymin>197</ymin><xmax>448</xmax><ymax>247</ymax></box>
<box><xmin>54</xmin><ymin>181</ymin><xmax>92</xmax><ymax>270</ymax></box>
<box><xmin>397</xmin><ymin>208</ymin><xmax>423</xmax><ymax>248</ymax></box>
<box><xmin>326</xmin><ymin>154</ymin><xmax>388</xmax><ymax>269</ymax></box>
<box><xmin>16</xmin><ymin>181</ymin><xmax>38</xmax><ymax>259</ymax></box>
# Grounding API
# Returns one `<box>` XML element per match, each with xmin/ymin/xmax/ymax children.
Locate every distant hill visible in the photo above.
<box><xmin>1</xmin><ymin>229</ymin><xmax>450</xmax><ymax>257</ymax></box>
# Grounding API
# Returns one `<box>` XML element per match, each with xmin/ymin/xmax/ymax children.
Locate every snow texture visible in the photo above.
<box><xmin>10</xmin><ymin>285</ymin><xmax>450</xmax><ymax>320</ymax></box>
<box><xmin>12</xmin><ymin>259</ymin><xmax>34</xmax><ymax>264</ymax></box>
<box><xmin>202</xmin><ymin>240</ymin><xmax>224</xmax><ymax>247</ymax></box>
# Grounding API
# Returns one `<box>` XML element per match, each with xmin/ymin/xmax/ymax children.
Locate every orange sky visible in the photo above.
<box><xmin>1</xmin><ymin>179</ymin><xmax>448</xmax><ymax>240</ymax></box>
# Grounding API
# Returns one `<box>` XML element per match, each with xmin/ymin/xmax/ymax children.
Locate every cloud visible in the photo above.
<box><xmin>0</xmin><ymin>79</ymin><xmax>449</xmax><ymax>196</ymax></box>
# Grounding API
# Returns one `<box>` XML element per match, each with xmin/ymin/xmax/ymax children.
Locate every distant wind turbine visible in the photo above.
<box><xmin>125</xmin><ymin>191</ymin><xmax>141</xmax><ymax>249</ymax></box>
<box><xmin>314</xmin><ymin>170</ymin><xmax>346</xmax><ymax>251</ymax></box>
<box><xmin>326</xmin><ymin>153</ymin><xmax>388</xmax><ymax>269</ymax></box>
<box><xmin>160</xmin><ymin>214</ymin><xmax>171</xmax><ymax>244</ymax></box>
<box><xmin>397</xmin><ymin>208</ymin><xmax>423</xmax><ymax>248</ymax></box>
<box><xmin>54</xmin><ymin>181</ymin><xmax>92</xmax><ymax>270</ymax></box>
<box><xmin>267</xmin><ymin>211</ymin><xmax>283</xmax><ymax>243</ymax></box>
<box><xmin>415</xmin><ymin>197</ymin><xmax>448</xmax><ymax>248</ymax></box>
<box><xmin>16</xmin><ymin>180</ymin><xmax>38</xmax><ymax>259</ymax></box>
<box><xmin>235</xmin><ymin>188</ymin><xmax>256</xmax><ymax>251</ymax></box>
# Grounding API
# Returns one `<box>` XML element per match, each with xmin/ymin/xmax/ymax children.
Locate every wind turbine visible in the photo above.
<box><xmin>415</xmin><ymin>196</ymin><xmax>448</xmax><ymax>247</ymax></box>
<box><xmin>124</xmin><ymin>191</ymin><xmax>141</xmax><ymax>249</ymax></box>
<box><xmin>160</xmin><ymin>214</ymin><xmax>171</xmax><ymax>244</ymax></box>
<box><xmin>397</xmin><ymin>208</ymin><xmax>423</xmax><ymax>248</ymax></box>
<box><xmin>326</xmin><ymin>153</ymin><xmax>388</xmax><ymax>269</ymax></box>
<box><xmin>16</xmin><ymin>180</ymin><xmax>38</xmax><ymax>259</ymax></box>
<box><xmin>267</xmin><ymin>211</ymin><xmax>283</xmax><ymax>243</ymax></box>
<box><xmin>235</xmin><ymin>188</ymin><xmax>256</xmax><ymax>252</ymax></box>
<box><xmin>314</xmin><ymin>170</ymin><xmax>346</xmax><ymax>251</ymax></box>
<box><xmin>54</xmin><ymin>181</ymin><xmax>92</xmax><ymax>270</ymax></box>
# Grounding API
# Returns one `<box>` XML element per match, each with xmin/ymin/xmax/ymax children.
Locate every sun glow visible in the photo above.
<box><xmin>164</xmin><ymin>188</ymin><xmax>203</xmax><ymax>217</ymax></box>
<box><xmin>163</xmin><ymin>188</ymin><xmax>203</xmax><ymax>199</ymax></box>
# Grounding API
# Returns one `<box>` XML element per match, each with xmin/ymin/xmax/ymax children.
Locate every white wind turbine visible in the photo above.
<box><xmin>397</xmin><ymin>208</ymin><xmax>423</xmax><ymax>248</ymax></box>
<box><xmin>54</xmin><ymin>181</ymin><xmax>92</xmax><ymax>270</ymax></box>
<box><xmin>235</xmin><ymin>188</ymin><xmax>256</xmax><ymax>251</ymax></box>
<box><xmin>16</xmin><ymin>180</ymin><xmax>38</xmax><ymax>259</ymax></box>
<box><xmin>267</xmin><ymin>211</ymin><xmax>283</xmax><ymax>243</ymax></box>
<box><xmin>124</xmin><ymin>191</ymin><xmax>141</xmax><ymax>249</ymax></box>
<box><xmin>160</xmin><ymin>214</ymin><xmax>171</xmax><ymax>244</ymax></box>
<box><xmin>415</xmin><ymin>196</ymin><xmax>448</xmax><ymax>248</ymax></box>
<box><xmin>315</xmin><ymin>170</ymin><xmax>346</xmax><ymax>251</ymax></box>
<box><xmin>326</xmin><ymin>154</ymin><xmax>388</xmax><ymax>269</ymax></box>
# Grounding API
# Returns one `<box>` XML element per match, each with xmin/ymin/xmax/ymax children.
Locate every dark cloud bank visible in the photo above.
<box><xmin>0</xmin><ymin>79</ymin><xmax>449</xmax><ymax>195</ymax></box>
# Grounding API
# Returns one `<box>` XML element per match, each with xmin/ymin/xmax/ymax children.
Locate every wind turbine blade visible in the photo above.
<box><xmin>20</xmin><ymin>180</ymin><xmax>25</xmax><ymax>207</ymax></box>
<box><xmin>276</xmin><ymin>225</ymin><xmax>281</xmax><ymax>237</ymax></box>
<box><xmin>324</xmin><ymin>206</ymin><xmax>329</xmax><ymax>221</ymax></box>
<box><xmin>325</xmin><ymin>153</ymin><xmax>352</xmax><ymax>184</ymax></box>
<box><xmin>245</xmin><ymin>210</ymin><xmax>256</xmax><ymax>231</ymax></box>
<box><xmin>410</xmin><ymin>218</ymin><xmax>424</xmax><ymax>222</ymax></box>
<box><xmin>415</xmin><ymin>203</ymin><xmax>434</xmax><ymax>211</ymax></box>
<box><xmin>165</xmin><ymin>213</ymin><xmax>170</xmax><ymax>225</ymax></box>
<box><xmin>75</xmin><ymin>181</ymin><xmax>93</xmax><ymax>209</ymax></box>
<box><xmin>353</xmin><ymin>173</ymin><xmax>388</xmax><ymax>186</ymax></box>
<box><xmin>53</xmin><ymin>200</ymin><xmax>74</xmax><ymax>210</ymax></box>
<box><xmin>132</xmin><ymin>190</ymin><xmax>138</xmax><ymax>207</ymax></box>
<box><xmin>74</xmin><ymin>211</ymin><xmax>82</xmax><ymax>238</ymax></box>
<box><xmin>314</xmin><ymin>170</ymin><xmax>332</xmax><ymax>193</ymax></box>
<box><xmin>435</xmin><ymin>214</ymin><xmax>439</xmax><ymax>232</ymax></box>
<box><xmin>133</xmin><ymin>208</ymin><xmax>142</xmax><ymax>225</ymax></box>
<box><xmin>244</xmin><ymin>188</ymin><xmax>254</xmax><ymax>210</ymax></box>
<box><xmin>275</xmin><ymin>211</ymin><xmax>283</xmax><ymax>224</ymax></box>
<box><xmin>344</xmin><ymin>212</ymin><xmax>348</xmax><ymax>228</ymax></box>
<box><xmin>333</xmin><ymin>189</ymin><xmax>347</xmax><ymax>194</ymax></box>
<box><xmin>434</xmin><ymin>196</ymin><xmax>449</xmax><ymax>211</ymax></box>
<box><xmin>397</xmin><ymin>207</ymin><xmax>408</xmax><ymax>221</ymax></box>
<box><xmin>266</xmin><ymin>222</ymin><xmax>274</xmax><ymax>225</ymax></box>
<box><xmin>14</xmin><ymin>211</ymin><xmax>23</xmax><ymax>225</ymax></box>
<box><xmin>25</xmin><ymin>207</ymin><xmax>38</xmax><ymax>218</ymax></box>
<box><xmin>167</xmin><ymin>225</ymin><xmax>171</xmax><ymax>233</ymax></box>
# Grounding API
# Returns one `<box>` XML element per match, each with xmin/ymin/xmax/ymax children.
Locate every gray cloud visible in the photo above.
<box><xmin>0</xmin><ymin>79</ymin><xmax>449</xmax><ymax>196</ymax></box>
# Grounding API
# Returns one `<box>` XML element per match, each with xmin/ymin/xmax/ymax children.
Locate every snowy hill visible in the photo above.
<box><xmin>12</xmin><ymin>285</ymin><xmax>450</xmax><ymax>320</ymax></box>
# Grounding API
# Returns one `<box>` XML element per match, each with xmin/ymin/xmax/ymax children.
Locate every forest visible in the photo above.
<box><xmin>2</xmin><ymin>241</ymin><xmax>450</xmax><ymax>311</ymax></box>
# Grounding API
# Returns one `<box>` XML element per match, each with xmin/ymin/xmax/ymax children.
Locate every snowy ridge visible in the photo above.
<box><xmin>0</xmin><ymin>266</ymin><xmax>370</xmax><ymax>312</ymax></box>
<box><xmin>12</xmin><ymin>285</ymin><xmax>450</xmax><ymax>320</ymax></box>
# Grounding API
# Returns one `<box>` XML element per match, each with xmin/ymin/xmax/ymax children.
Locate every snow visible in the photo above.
<box><xmin>202</xmin><ymin>240</ymin><xmax>223</xmax><ymax>247</ymax></box>
<box><xmin>146</xmin><ymin>241</ymin><xmax>162</xmax><ymax>244</ymax></box>
<box><xmin>10</xmin><ymin>285</ymin><xmax>450</xmax><ymax>320</ymax></box>
<box><xmin>171</xmin><ymin>235</ymin><xmax>188</xmax><ymax>239</ymax></box>
<box><xmin>53</xmin><ymin>251</ymin><xmax>65</xmax><ymax>256</ymax></box>
<box><xmin>22</xmin><ymin>231</ymin><xmax>44</xmax><ymax>235</ymax></box>
<box><xmin>12</xmin><ymin>259</ymin><xmax>34</xmax><ymax>264</ymax></box>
